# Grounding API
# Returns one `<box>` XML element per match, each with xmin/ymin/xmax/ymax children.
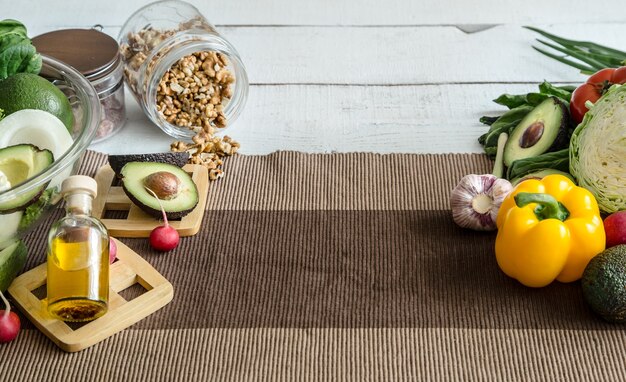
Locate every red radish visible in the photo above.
<box><xmin>604</xmin><ymin>210</ymin><xmax>626</xmax><ymax>248</ymax></box>
<box><xmin>145</xmin><ymin>187</ymin><xmax>180</xmax><ymax>252</ymax></box>
<box><xmin>109</xmin><ymin>237</ymin><xmax>117</xmax><ymax>264</ymax></box>
<box><xmin>0</xmin><ymin>290</ymin><xmax>20</xmax><ymax>343</ymax></box>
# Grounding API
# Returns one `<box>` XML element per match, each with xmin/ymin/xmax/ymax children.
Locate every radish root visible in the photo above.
<box><xmin>0</xmin><ymin>290</ymin><xmax>10</xmax><ymax>319</ymax></box>
<box><xmin>144</xmin><ymin>186</ymin><xmax>169</xmax><ymax>226</ymax></box>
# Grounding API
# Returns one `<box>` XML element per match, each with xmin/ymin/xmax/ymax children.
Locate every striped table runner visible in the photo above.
<box><xmin>3</xmin><ymin>151</ymin><xmax>624</xmax><ymax>381</ymax></box>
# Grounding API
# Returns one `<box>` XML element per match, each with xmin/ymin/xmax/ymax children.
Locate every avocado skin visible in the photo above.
<box><xmin>122</xmin><ymin>182</ymin><xmax>195</xmax><ymax>220</ymax></box>
<box><xmin>108</xmin><ymin>152</ymin><xmax>189</xmax><ymax>176</ymax></box>
<box><xmin>545</xmin><ymin>98</ymin><xmax>571</xmax><ymax>152</ymax></box>
<box><xmin>582</xmin><ymin>245</ymin><xmax>626</xmax><ymax>323</ymax></box>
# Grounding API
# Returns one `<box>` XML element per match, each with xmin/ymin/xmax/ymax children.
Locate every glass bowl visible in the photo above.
<box><xmin>0</xmin><ymin>54</ymin><xmax>101</xmax><ymax>248</ymax></box>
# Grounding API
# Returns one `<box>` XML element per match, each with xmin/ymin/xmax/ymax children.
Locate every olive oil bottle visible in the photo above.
<box><xmin>47</xmin><ymin>175</ymin><xmax>109</xmax><ymax>322</ymax></box>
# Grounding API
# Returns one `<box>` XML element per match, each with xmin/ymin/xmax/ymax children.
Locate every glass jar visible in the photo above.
<box><xmin>32</xmin><ymin>28</ymin><xmax>127</xmax><ymax>143</ymax></box>
<box><xmin>118</xmin><ymin>0</ymin><xmax>249</xmax><ymax>140</ymax></box>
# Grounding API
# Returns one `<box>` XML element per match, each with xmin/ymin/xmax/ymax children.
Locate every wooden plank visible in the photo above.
<box><xmin>8</xmin><ymin>0</ymin><xmax>626</xmax><ymax>29</ymax></box>
<box><xmin>22</xmin><ymin>24</ymin><xmax>626</xmax><ymax>84</ymax></box>
<box><xmin>91</xmin><ymin>83</ymin><xmax>545</xmax><ymax>155</ymax></box>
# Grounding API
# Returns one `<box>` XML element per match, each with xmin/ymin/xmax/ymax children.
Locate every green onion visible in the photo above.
<box><xmin>525</xmin><ymin>26</ymin><xmax>626</xmax><ymax>73</ymax></box>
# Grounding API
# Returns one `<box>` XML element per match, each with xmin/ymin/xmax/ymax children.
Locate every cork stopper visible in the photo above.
<box><xmin>61</xmin><ymin>175</ymin><xmax>98</xmax><ymax>198</ymax></box>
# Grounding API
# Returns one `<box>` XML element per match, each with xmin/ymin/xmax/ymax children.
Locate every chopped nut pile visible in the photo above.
<box><xmin>120</xmin><ymin>20</ymin><xmax>239</xmax><ymax>181</ymax></box>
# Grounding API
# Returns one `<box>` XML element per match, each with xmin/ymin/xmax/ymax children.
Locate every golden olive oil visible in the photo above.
<box><xmin>47</xmin><ymin>235</ymin><xmax>109</xmax><ymax>322</ymax></box>
<box><xmin>47</xmin><ymin>176</ymin><xmax>110</xmax><ymax>322</ymax></box>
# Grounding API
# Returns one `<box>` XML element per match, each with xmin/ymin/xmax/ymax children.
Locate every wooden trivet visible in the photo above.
<box><xmin>8</xmin><ymin>239</ymin><xmax>174</xmax><ymax>353</ymax></box>
<box><xmin>92</xmin><ymin>164</ymin><xmax>209</xmax><ymax>237</ymax></box>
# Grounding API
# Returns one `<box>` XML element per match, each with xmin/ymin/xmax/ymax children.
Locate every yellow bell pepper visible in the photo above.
<box><xmin>495</xmin><ymin>174</ymin><xmax>605</xmax><ymax>288</ymax></box>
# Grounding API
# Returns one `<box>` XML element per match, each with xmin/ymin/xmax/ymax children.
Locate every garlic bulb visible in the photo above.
<box><xmin>450</xmin><ymin>132</ymin><xmax>512</xmax><ymax>231</ymax></box>
<box><xmin>450</xmin><ymin>174</ymin><xmax>512</xmax><ymax>230</ymax></box>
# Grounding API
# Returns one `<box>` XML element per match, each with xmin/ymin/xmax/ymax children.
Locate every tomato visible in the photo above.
<box><xmin>570</xmin><ymin>66</ymin><xmax>626</xmax><ymax>125</ymax></box>
<box><xmin>570</xmin><ymin>84</ymin><xmax>601</xmax><ymax>125</ymax></box>
<box><xmin>587</xmin><ymin>68</ymin><xmax>614</xmax><ymax>83</ymax></box>
<box><xmin>610</xmin><ymin>67</ymin><xmax>626</xmax><ymax>84</ymax></box>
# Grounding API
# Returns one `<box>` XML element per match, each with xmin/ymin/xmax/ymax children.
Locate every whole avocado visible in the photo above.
<box><xmin>581</xmin><ymin>245</ymin><xmax>626</xmax><ymax>323</ymax></box>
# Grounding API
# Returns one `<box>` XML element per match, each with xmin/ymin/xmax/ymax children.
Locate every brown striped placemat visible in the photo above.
<box><xmin>2</xmin><ymin>150</ymin><xmax>625</xmax><ymax>382</ymax></box>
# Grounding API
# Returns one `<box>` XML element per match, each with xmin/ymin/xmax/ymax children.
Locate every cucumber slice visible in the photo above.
<box><xmin>0</xmin><ymin>240</ymin><xmax>27</xmax><ymax>292</ymax></box>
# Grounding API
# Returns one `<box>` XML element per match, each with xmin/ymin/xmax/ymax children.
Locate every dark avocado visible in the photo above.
<box><xmin>120</xmin><ymin>162</ymin><xmax>198</xmax><ymax>219</ymax></box>
<box><xmin>108</xmin><ymin>152</ymin><xmax>189</xmax><ymax>176</ymax></box>
<box><xmin>0</xmin><ymin>144</ymin><xmax>53</xmax><ymax>214</ymax></box>
<box><xmin>510</xmin><ymin>169</ymin><xmax>575</xmax><ymax>186</ymax></box>
<box><xmin>581</xmin><ymin>245</ymin><xmax>626</xmax><ymax>324</ymax></box>
<box><xmin>503</xmin><ymin>97</ymin><xmax>570</xmax><ymax>167</ymax></box>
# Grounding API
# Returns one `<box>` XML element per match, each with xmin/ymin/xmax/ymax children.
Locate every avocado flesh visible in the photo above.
<box><xmin>582</xmin><ymin>245</ymin><xmax>626</xmax><ymax>323</ymax></box>
<box><xmin>120</xmin><ymin>162</ymin><xmax>199</xmax><ymax>219</ymax></box>
<box><xmin>510</xmin><ymin>169</ymin><xmax>575</xmax><ymax>186</ymax></box>
<box><xmin>109</xmin><ymin>152</ymin><xmax>189</xmax><ymax>176</ymax></box>
<box><xmin>503</xmin><ymin>97</ymin><xmax>569</xmax><ymax>167</ymax></box>
<box><xmin>0</xmin><ymin>144</ymin><xmax>53</xmax><ymax>214</ymax></box>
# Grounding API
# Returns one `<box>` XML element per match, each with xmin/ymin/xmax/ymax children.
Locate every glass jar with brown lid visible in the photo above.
<box><xmin>32</xmin><ymin>28</ymin><xmax>127</xmax><ymax>143</ymax></box>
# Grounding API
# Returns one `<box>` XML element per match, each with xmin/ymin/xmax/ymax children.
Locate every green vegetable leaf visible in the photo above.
<box><xmin>0</xmin><ymin>108</ymin><xmax>4</xmax><ymax>121</ymax></box>
<box><xmin>478</xmin><ymin>105</ymin><xmax>534</xmax><ymax>150</ymax></box>
<box><xmin>0</xmin><ymin>41</ymin><xmax>41</xmax><ymax>79</ymax></box>
<box><xmin>493</xmin><ymin>94</ymin><xmax>529</xmax><ymax>109</ymax></box>
<box><xmin>538</xmin><ymin>81</ymin><xmax>573</xmax><ymax>102</ymax></box>
<box><xmin>18</xmin><ymin>189</ymin><xmax>55</xmax><ymax>232</ymax></box>
<box><xmin>479</xmin><ymin>116</ymin><xmax>499</xmax><ymax>126</ymax></box>
<box><xmin>0</xmin><ymin>19</ymin><xmax>27</xmax><ymax>39</ymax></box>
<box><xmin>506</xmin><ymin>149</ymin><xmax>570</xmax><ymax>180</ymax></box>
<box><xmin>0</xmin><ymin>32</ymin><xmax>28</xmax><ymax>53</ymax></box>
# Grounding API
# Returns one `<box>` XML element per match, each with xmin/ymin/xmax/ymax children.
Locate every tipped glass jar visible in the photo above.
<box><xmin>118</xmin><ymin>0</ymin><xmax>249</xmax><ymax>140</ymax></box>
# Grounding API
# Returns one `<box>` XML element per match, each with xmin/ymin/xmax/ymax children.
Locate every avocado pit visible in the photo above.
<box><xmin>519</xmin><ymin>121</ymin><xmax>544</xmax><ymax>148</ymax></box>
<box><xmin>143</xmin><ymin>171</ymin><xmax>181</xmax><ymax>200</ymax></box>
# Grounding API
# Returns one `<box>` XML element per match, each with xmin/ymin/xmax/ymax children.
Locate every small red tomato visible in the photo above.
<box><xmin>570</xmin><ymin>83</ymin><xmax>602</xmax><ymax>125</ymax></box>
<box><xmin>604</xmin><ymin>211</ymin><xmax>626</xmax><ymax>248</ymax></box>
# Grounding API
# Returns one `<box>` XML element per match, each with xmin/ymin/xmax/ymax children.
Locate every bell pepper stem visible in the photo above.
<box><xmin>514</xmin><ymin>192</ymin><xmax>570</xmax><ymax>222</ymax></box>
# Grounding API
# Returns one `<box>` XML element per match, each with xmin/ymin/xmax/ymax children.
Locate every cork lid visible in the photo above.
<box><xmin>32</xmin><ymin>28</ymin><xmax>120</xmax><ymax>81</ymax></box>
<box><xmin>61</xmin><ymin>175</ymin><xmax>98</xmax><ymax>198</ymax></box>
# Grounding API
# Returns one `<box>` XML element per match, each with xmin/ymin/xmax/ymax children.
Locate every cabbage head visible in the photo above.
<box><xmin>570</xmin><ymin>84</ymin><xmax>626</xmax><ymax>214</ymax></box>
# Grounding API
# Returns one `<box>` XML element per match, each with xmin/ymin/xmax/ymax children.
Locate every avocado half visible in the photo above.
<box><xmin>120</xmin><ymin>162</ymin><xmax>198</xmax><ymax>220</ymax></box>
<box><xmin>109</xmin><ymin>152</ymin><xmax>189</xmax><ymax>176</ymax></box>
<box><xmin>0</xmin><ymin>144</ymin><xmax>53</xmax><ymax>214</ymax></box>
<box><xmin>581</xmin><ymin>245</ymin><xmax>626</xmax><ymax>323</ymax></box>
<box><xmin>503</xmin><ymin>97</ymin><xmax>570</xmax><ymax>167</ymax></box>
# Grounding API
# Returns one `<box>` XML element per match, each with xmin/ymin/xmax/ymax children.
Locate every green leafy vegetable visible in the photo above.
<box><xmin>478</xmin><ymin>105</ymin><xmax>534</xmax><ymax>153</ymax></box>
<box><xmin>0</xmin><ymin>20</ymin><xmax>27</xmax><ymax>38</ymax></box>
<box><xmin>18</xmin><ymin>188</ymin><xmax>55</xmax><ymax>232</ymax></box>
<box><xmin>570</xmin><ymin>85</ymin><xmax>626</xmax><ymax>213</ymax></box>
<box><xmin>507</xmin><ymin>149</ymin><xmax>569</xmax><ymax>181</ymax></box>
<box><xmin>0</xmin><ymin>19</ymin><xmax>40</xmax><ymax>80</ymax></box>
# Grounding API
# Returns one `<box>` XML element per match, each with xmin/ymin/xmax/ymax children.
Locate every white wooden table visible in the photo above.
<box><xmin>8</xmin><ymin>0</ymin><xmax>626</xmax><ymax>156</ymax></box>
